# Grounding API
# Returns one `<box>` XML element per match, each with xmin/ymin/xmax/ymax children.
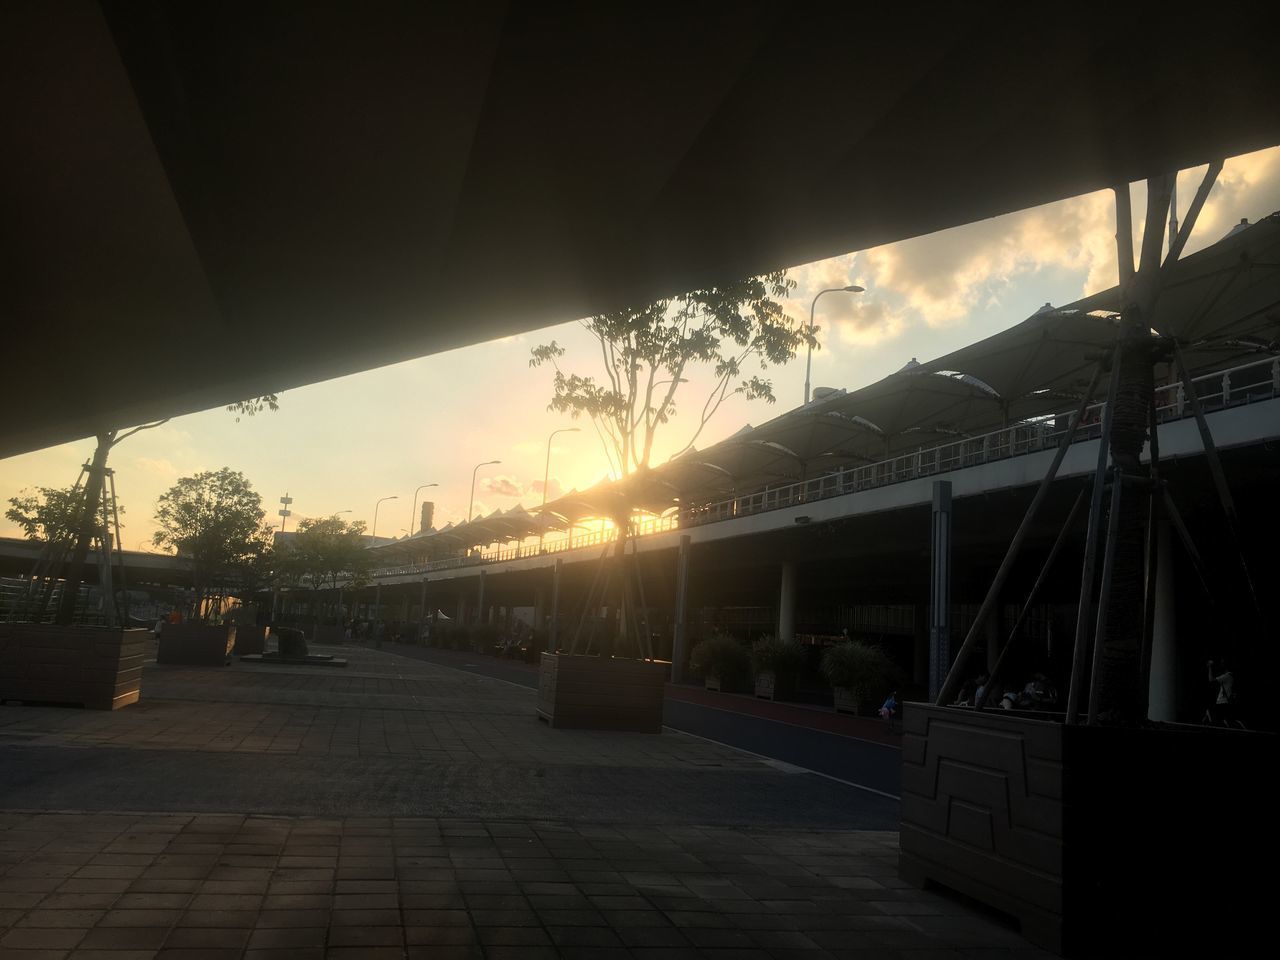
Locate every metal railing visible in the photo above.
<box><xmin>370</xmin><ymin>356</ymin><xmax>1278</xmax><ymax>578</ymax></box>
<box><xmin>681</xmin><ymin>355</ymin><xmax>1278</xmax><ymax>527</ymax></box>
<box><xmin>371</xmin><ymin>513</ymin><xmax>679</xmax><ymax>578</ymax></box>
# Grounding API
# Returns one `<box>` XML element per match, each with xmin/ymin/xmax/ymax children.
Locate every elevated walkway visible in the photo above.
<box><xmin>372</xmin><ymin>356</ymin><xmax>1280</xmax><ymax>585</ymax></box>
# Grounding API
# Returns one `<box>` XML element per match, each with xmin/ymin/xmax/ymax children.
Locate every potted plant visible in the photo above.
<box><xmin>751</xmin><ymin>635</ymin><xmax>805</xmax><ymax>700</ymax></box>
<box><xmin>689</xmin><ymin>633</ymin><xmax>750</xmax><ymax>692</ymax></box>
<box><xmin>820</xmin><ymin>639</ymin><xmax>896</xmax><ymax>715</ymax></box>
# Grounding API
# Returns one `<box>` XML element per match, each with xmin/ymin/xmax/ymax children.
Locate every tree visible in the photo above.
<box><xmin>529</xmin><ymin>271</ymin><xmax>803</xmax><ymax>478</ymax></box>
<box><xmin>31</xmin><ymin>393</ymin><xmax>283</xmax><ymax>625</ymax></box>
<box><xmin>152</xmin><ymin>468</ymin><xmax>268</xmax><ymax>621</ymax></box>
<box><xmin>226</xmin><ymin>394</ymin><xmax>280</xmax><ymax>422</ymax></box>
<box><xmin>6</xmin><ymin>485</ymin><xmax>122</xmax><ymax>542</ymax></box>
<box><xmin>283</xmin><ymin>515</ymin><xmax>370</xmax><ymax>621</ymax></box>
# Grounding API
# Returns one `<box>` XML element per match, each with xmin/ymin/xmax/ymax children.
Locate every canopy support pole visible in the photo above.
<box><xmin>935</xmin><ymin>362</ymin><xmax>1103</xmax><ymax>706</ymax></box>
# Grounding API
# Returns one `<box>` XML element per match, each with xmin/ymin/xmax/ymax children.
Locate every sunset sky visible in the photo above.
<box><xmin>3</xmin><ymin>146</ymin><xmax>1278</xmax><ymax>550</ymax></box>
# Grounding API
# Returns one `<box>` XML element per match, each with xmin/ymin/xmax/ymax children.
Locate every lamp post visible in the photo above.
<box><xmin>371</xmin><ymin>496</ymin><xmax>397</xmax><ymax>631</ymax></box>
<box><xmin>410</xmin><ymin>483</ymin><xmax>438</xmax><ymax>537</ymax></box>
<box><xmin>540</xmin><ymin>428</ymin><xmax>579</xmax><ymax>549</ymax></box>
<box><xmin>468</xmin><ymin>460</ymin><xmax>501</xmax><ymax>523</ymax></box>
<box><xmin>804</xmin><ymin>285</ymin><xmax>864</xmax><ymax>404</ymax></box>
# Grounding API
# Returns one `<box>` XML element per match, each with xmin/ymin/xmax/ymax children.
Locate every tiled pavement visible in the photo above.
<box><xmin>0</xmin><ymin>645</ymin><xmax>1054</xmax><ymax>958</ymax></box>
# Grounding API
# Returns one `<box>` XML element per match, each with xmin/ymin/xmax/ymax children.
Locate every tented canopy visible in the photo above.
<box><xmin>366</xmin><ymin>212</ymin><xmax>1280</xmax><ymax>564</ymax></box>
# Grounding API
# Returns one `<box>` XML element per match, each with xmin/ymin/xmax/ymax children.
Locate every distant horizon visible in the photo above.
<box><xmin>3</xmin><ymin>146</ymin><xmax>1278</xmax><ymax>552</ymax></box>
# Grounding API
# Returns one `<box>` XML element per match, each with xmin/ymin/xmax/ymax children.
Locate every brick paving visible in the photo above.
<box><xmin>0</xmin><ymin>644</ymin><xmax>1054</xmax><ymax>958</ymax></box>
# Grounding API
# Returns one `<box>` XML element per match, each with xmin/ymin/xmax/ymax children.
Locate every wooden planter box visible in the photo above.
<box><xmin>899</xmin><ymin>702</ymin><xmax>1274</xmax><ymax>957</ymax></box>
<box><xmin>157</xmin><ymin>623</ymin><xmax>235</xmax><ymax>666</ymax></box>
<box><xmin>833</xmin><ymin>687</ymin><xmax>861</xmax><ymax>714</ymax></box>
<box><xmin>538</xmin><ymin>653</ymin><xmax>665</xmax><ymax>733</ymax></box>
<box><xmin>754</xmin><ymin>670</ymin><xmax>796</xmax><ymax>701</ymax></box>
<box><xmin>0</xmin><ymin>623</ymin><xmax>146</xmax><ymax>710</ymax></box>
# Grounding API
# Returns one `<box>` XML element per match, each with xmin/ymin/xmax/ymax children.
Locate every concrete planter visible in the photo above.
<box><xmin>0</xmin><ymin>623</ymin><xmax>146</xmax><ymax>709</ymax></box>
<box><xmin>899</xmin><ymin>702</ymin><xmax>1274</xmax><ymax>957</ymax></box>
<box><xmin>537</xmin><ymin>653</ymin><xmax>665</xmax><ymax>733</ymax></box>
<box><xmin>833</xmin><ymin>687</ymin><xmax>861</xmax><ymax>714</ymax></box>
<box><xmin>232</xmin><ymin>626</ymin><xmax>267</xmax><ymax>656</ymax></box>
<box><xmin>157</xmin><ymin>623</ymin><xmax>235</xmax><ymax>666</ymax></box>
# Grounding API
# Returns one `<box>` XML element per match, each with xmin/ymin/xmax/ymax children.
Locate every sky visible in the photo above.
<box><xmin>3</xmin><ymin>145</ymin><xmax>1278</xmax><ymax>551</ymax></box>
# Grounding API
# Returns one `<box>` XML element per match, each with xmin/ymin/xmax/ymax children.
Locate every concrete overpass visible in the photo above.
<box><xmin>3</xmin><ymin>3</ymin><xmax>1279</xmax><ymax>456</ymax></box>
<box><xmin>319</xmin><ymin>357</ymin><xmax>1279</xmax><ymax>723</ymax></box>
<box><xmin>0</xmin><ymin>539</ymin><xmax>194</xmax><ymax>586</ymax></box>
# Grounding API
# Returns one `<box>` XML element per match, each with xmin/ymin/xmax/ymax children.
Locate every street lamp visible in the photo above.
<box><xmin>371</xmin><ymin>496</ymin><xmax>397</xmax><ymax>630</ymax></box>
<box><xmin>468</xmin><ymin>460</ymin><xmax>501</xmax><ymax>523</ymax></box>
<box><xmin>410</xmin><ymin>483</ymin><xmax>438</xmax><ymax>537</ymax></box>
<box><xmin>804</xmin><ymin>285</ymin><xmax>864</xmax><ymax>404</ymax></box>
<box><xmin>371</xmin><ymin>496</ymin><xmax>397</xmax><ymax>542</ymax></box>
<box><xmin>541</xmin><ymin>427</ymin><xmax>580</xmax><ymax>548</ymax></box>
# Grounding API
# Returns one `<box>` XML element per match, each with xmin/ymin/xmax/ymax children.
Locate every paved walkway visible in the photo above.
<box><xmin>376</xmin><ymin>644</ymin><xmax>903</xmax><ymax>797</ymax></box>
<box><xmin>0</xmin><ymin>643</ymin><xmax>1053</xmax><ymax>958</ymax></box>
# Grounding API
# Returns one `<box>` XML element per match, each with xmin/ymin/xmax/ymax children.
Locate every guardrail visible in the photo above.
<box><xmin>370</xmin><ymin>513</ymin><xmax>679</xmax><ymax>578</ymax></box>
<box><xmin>681</xmin><ymin>355</ymin><xmax>1278</xmax><ymax>527</ymax></box>
<box><xmin>371</xmin><ymin>356</ymin><xmax>1278</xmax><ymax>578</ymax></box>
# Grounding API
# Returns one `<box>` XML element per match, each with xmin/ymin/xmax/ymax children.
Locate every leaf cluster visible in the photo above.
<box><xmin>281</xmin><ymin>514</ymin><xmax>371</xmax><ymax>592</ymax></box>
<box><xmin>6</xmin><ymin>485</ymin><xmax>123</xmax><ymax>543</ymax></box>
<box><xmin>151</xmin><ymin>468</ymin><xmax>267</xmax><ymax>577</ymax></box>
<box><xmin>820</xmin><ymin>640</ymin><xmax>898</xmax><ymax>701</ymax></box>
<box><xmin>530</xmin><ymin>271</ymin><xmax>803</xmax><ymax>475</ymax></box>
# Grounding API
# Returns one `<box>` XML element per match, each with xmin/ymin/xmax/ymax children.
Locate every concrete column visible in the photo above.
<box><xmin>419</xmin><ymin>578</ymin><xmax>428</xmax><ymax>634</ymax></box>
<box><xmin>778</xmin><ymin>560</ymin><xmax>797</xmax><ymax>642</ymax></box>
<box><xmin>550</xmin><ymin>559</ymin><xmax>563</xmax><ymax>652</ymax></box>
<box><xmin>533</xmin><ymin>588</ymin><xmax>547</xmax><ymax>634</ymax></box>
<box><xmin>929</xmin><ymin>480</ymin><xmax>953</xmax><ymax>700</ymax></box>
<box><xmin>672</xmin><ymin>535</ymin><xmax>691</xmax><ymax>682</ymax></box>
<box><xmin>476</xmin><ymin>570</ymin><xmax>486</xmax><ymax>625</ymax></box>
<box><xmin>457</xmin><ymin>594</ymin><xmax>468</xmax><ymax>625</ymax></box>
<box><xmin>1148</xmin><ymin>519</ymin><xmax>1178</xmax><ymax>722</ymax></box>
<box><xmin>913</xmin><ymin>604</ymin><xmax>929</xmax><ymax>686</ymax></box>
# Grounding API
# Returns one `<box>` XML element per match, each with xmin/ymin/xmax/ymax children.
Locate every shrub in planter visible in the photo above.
<box><xmin>471</xmin><ymin>623</ymin><xmax>500</xmax><ymax>654</ymax></box>
<box><xmin>820</xmin><ymin>640</ymin><xmax>896</xmax><ymax>714</ymax></box>
<box><xmin>449</xmin><ymin>625</ymin><xmax>469</xmax><ymax>651</ymax></box>
<box><xmin>751</xmin><ymin>635</ymin><xmax>805</xmax><ymax>700</ymax></box>
<box><xmin>689</xmin><ymin>633</ymin><xmax>750</xmax><ymax>692</ymax></box>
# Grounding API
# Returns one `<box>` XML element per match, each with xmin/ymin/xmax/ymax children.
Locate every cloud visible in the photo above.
<box><xmin>477</xmin><ymin>475</ymin><xmax>564</xmax><ymax>502</ymax></box>
<box><xmin>481</xmin><ymin>475</ymin><xmax>525</xmax><ymax>498</ymax></box>
<box><xmin>860</xmin><ymin>189</ymin><xmax>1118</xmax><ymax>328</ymax></box>
<box><xmin>783</xmin><ymin>255</ymin><xmax>907</xmax><ymax>351</ymax></box>
<box><xmin>134</xmin><ymin>457</ymin><xmax>178</xmax><ymax>478</ymax></box>
<box><xmin>530</xmin><ymin>478</ymin><xmax>563</xmax><ymax>500</ymax></box>
<box><xmin>842</xmin><ymin>145</ymin><xmax>1280</xmax><ymax>331</ymax></box>
<box><xmin>1178</xmin><ymin>148</ymin><xmax>1280</xmax><ymax>257</ymax></box>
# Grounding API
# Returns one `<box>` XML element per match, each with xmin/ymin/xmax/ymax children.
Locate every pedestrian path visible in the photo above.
<box><xmin>0</xmin><ymin>641</ymin><xmax>1054</xmax><ymax>957</ymax></box>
